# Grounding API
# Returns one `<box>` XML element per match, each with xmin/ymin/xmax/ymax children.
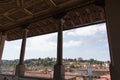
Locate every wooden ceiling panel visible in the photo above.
<box><xmin>0</xmin><ymin>3</ymin><xmax>17</xmax><ymax>14</ymax></box>
<box><xmin>0</xmin><ymin>16</ymin><xmax>12</xmax><ymax>25</ymax></box>
<box><xmin>26</xmin><ymin>1</ymin><xmax>50</xmax><ymax>14</ymax></box>
<box><xmin>8</xmin><ymin>10</ymin><xmax>30</xmax><ymax>20</ymax></box>
<box><xmin>23</xmin><ymin>0</ymin><xmax>33</xmax><ymax>5</ymax></box>
<box><xmin>0</xmin><ymin>0</ymin><xmax>11</xmax><ymax>3</ymax></box>
<box><xmin>23</xmin><ymin>0</ymin><xmax>38</xmax><ymax>8</ymax></box>
<box><xmin>52</xmin><ymin>0</ymin><xmax>68</xmax><ymax>5</ymax></box>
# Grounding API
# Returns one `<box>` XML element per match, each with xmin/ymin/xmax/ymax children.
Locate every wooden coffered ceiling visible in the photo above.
<box><xmin>0</xmin><ymin>0</ymin><xmax>105</xmax><ymax>41</ymax></box>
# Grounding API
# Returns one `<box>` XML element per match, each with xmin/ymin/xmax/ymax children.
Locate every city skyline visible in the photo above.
<box><xmin>2</xmin><ymin>23</ymin><xmax>110</xmax><ymax>61</ymax></box>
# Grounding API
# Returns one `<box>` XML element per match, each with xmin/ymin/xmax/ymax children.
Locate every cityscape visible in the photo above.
<box><xmin>0</xmin><ymin>57</ymin><xmax>110</xmax><ymax>80</ymax></box>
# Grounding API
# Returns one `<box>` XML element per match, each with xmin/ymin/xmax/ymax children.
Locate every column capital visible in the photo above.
<box><xmin>0</xmin><ymin>31</ymin><xmax>7</xmax><ymax>36</ymax></box>
<box><xmin>94</xmin><ymin>0</ymin><xmax>105</xmax><ymax>7</ymax></box>
<box><xmin>22</xmin><ymin>28</ymin><xmax>29</xmax><ymax>34</ymax></box>
<box><xmin>52</xmin><ymin>11</ymin><xmax>67</xmax><ymax>20</ymax></box>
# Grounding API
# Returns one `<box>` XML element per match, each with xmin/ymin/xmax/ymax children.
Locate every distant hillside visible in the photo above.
<box><xmin>0</xmin><ymin>58</ymin><xmax>108</xmax><ymax>68</ymax></box>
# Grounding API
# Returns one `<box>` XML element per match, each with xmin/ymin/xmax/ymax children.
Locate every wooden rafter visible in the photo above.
<box><xmin>23</xmin><ymin>8</ymin><xmax>33</xmax><ymax>16</ymax></box>
<box><xmin>46</xmin><ymin>0</ymin><xmax>57</xmax><ymax>7</ymax></box>
<box><xmin>16</xmin><ymin>0</ymin><xmax>24</xmax><ymax>8</ymax></box>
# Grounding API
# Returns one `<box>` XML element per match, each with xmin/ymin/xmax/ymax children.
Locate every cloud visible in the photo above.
<box><xmin>15</xmin><ymin>23</ymin><xmax>107</xmax><ymax>54</ymax></box>
<box><xmin>5</xmin><ymin>40</ymin><xmax>21</xmax><ymax>49</ymax></box>
<box><xmin>63</xmin><ymin>40</ymin><xmax>82</xmax><ymax>48</ymax></box>
<box><xmin>27</xmin><ymin>33</ymin><xmax>83</xmax><ymax>51</ymax></box>
<box><xmin>26</xmin><ymin>33</ymin><xmax>57</xmax><ymax>52</ymax></box>
<box><xmin>67</xmin><ymin>23</ymin><xmax>106</xmax><ymax>36</ymax></box>
<box><xmin>83</xmin><ymin>36</ymin><xmax>108</xmax><ymax>45</ymax></box>
<box><xmin>97</xmin><ymin>23</ymin><xmax>106</xmax><ymax>32</ymax></box>
<box><xmin>3</xmin><ymin>40</ymin><xmax>22</xmax><ymax>60</ymax></box>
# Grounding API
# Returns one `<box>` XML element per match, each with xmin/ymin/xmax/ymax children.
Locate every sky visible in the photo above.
<box><xmin>2</xmin><ymin>23</ymin><xmax>110</xmax><ymax>61</ymax></box>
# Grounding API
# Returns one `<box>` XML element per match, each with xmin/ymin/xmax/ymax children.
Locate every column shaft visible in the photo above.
<box><xmin>19</xmin><ymin>29</ymin><xmax>28</xmax><ymax>65</ymax></box>
<box><xmin>57</xmin><ymin>20</ymin><xmax>63</xmax><ymax>65</ymax></box>
<box><xmin>15</xmin><ymin>29</ymin><xmax>28</xmax><ymax>76</ymax></box>
<box><xmin>54</xmin><ymin>19</ymin><xmax>65</xmax><ymax>80</ymax></box>
<box><xmin>105</xmin><ymin>0</ymin><xmax>120</xmax><ymax>80</ymax></box>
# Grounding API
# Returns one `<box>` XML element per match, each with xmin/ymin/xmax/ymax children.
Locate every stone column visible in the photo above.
<box><xmin>0</xmin><ymin>32</ymin><xmax>6</xmax><ymax>61</ymax></box>
<box><xmin>53</xmin><ymin>16</ymin><xmax>65</xmax><ymax>80</ymax></box>
<box><xmin>15</xmin><ymin>28</ymin><xmax>28</xmax><ymax>76</ymax></box>
<box><xmin>105</xmin><ymin>0</ymin><xmax>120</xmax><ymax>80</ymax></box>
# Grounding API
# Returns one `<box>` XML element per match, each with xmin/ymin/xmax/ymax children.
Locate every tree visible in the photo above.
<box><xmin>70</xmin><ymin>64</ymin><xmax>75</xmax><ymax>68</ymax></box>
